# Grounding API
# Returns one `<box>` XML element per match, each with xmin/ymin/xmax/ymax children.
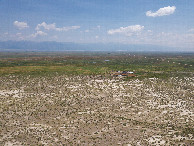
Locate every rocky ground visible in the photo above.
<box><xmin>0</xmin><ymin>75</ymin><xmax>193</xmax><ymax>145</ymax></box>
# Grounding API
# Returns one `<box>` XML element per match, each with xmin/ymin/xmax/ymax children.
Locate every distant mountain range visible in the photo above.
<box><xmin>0</xmin><ymin>40</ymin><xmax>189</xmax><ymax>52</ymax></box>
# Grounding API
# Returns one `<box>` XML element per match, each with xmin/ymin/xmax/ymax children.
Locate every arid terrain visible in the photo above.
<box><xmin>0</xmin><ymin>53</ymin><xmax>193</xmax><ymax>145</ymax></box>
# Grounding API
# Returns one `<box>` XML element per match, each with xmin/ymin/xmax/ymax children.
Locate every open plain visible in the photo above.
<box><xmin>0</xmin><ymin>52</ymin><xmax>193</xmax><ymax>145</ymax></box>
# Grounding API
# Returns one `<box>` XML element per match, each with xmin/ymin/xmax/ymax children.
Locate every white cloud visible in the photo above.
<box><xmin>14</xmin><ymin>21</ymin><xmax>29</xmax><ymax>29</ymax></box>
<box><xmin>146</xmin><ymin>6</ymin><xmax>176</xmax><ymax>17</ymax></box>
<box><xmin>97</xmin><ymin>25</ymin><xmax>101</xmax><ymax>29</ymax></box>
<box><xmin>36</xmin><ymin>22</ymin><xmax>80</xmax><ymax>31</ymax></box>
<box><xmin>15</xmin><ymin>32</ymin><xmax>25</xmax><ymax>40</ymax></box>
<box><xmin>16</xmin><ymin>33</ymin><xmax>22</xmax><ymax>36</ymax></box>
<box><xmin>188</xmin><ymin>28</ymin><xmax>194</xmax><ymax>32</ymax></box>
<box><xmin>52</xmin><ymin>35</ymin><xmax>58</xmax><ymax>39</ymax></box>
<box><xmin>36</xmin><ymin>22</ymin><xmax>55</xmax><ymax>30</ymax></box>
<box><xmin>31</xmin><ymin>31</ymin><xmax>47</xmax><ymax>38</ymax></box>
<box><xmin>107</xmin><ymin>25</ymin><xmax>144</xmax><ymax>36</ymax></box>
<box><xmin>85</xmin><ymin>29</ymin><xmax>89</xmax><ymax>32</ymax></box>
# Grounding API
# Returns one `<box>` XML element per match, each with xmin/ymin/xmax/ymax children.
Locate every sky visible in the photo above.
<box><xmin>0</xmin><ymin>0</ymin><xmax>194</xmax><ymax>50</ymax></box>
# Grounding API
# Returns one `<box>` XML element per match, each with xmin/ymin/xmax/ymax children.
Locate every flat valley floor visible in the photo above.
<box><xmin>0</xmin><ymin>53</ymin><xmax>193</xmax><ymax>145</ymax></box>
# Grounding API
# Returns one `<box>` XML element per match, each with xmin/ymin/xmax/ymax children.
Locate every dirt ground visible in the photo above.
<box><xmin>0</xmin><ymin>75</ymin><xmax>193</xmax><ymax>145</ymax></box>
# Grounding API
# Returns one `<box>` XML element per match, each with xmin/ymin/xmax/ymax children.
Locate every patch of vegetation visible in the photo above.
<box><xmin>0</xmin><ymin>52</ymin><xmax>193</xmax><ymax>78</ymax></box>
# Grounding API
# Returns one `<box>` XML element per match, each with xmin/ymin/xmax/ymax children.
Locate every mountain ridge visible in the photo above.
<box><xmin>0</xmin><ymin>41</ymin><xmax>190</xmax><ymax>52</ymax></box>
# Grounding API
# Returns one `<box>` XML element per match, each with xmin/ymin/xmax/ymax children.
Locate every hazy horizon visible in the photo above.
<box><xmin>1</xmin><ymin>40</ymin><xmax>194</xmax><ymax>52</ymax></box>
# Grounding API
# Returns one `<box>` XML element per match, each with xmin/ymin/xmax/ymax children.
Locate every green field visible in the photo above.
<box><xmin>0</xmin><ymin>52</ymin><xmax>193</xmax><ymax>78</ymax></box>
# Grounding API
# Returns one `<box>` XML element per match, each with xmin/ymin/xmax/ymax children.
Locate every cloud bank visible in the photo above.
<box><xmin>108</xmin><ymin>25</ymin><xmax>144</xmax><ymax>36</ymax></box>
<box><xmin>13</xmin><ymin>21</ymin><xmax>29</xmax><ymax>29</ymax></box>
<box><xmin>146</xmin><ymin>6</ymin><xmax>176</xmax><ymax>17</ymax></box>
<box><xmin>36</xmin><ymin>22</ymin><xmax>80</xmax><ymax>31</ymax></box>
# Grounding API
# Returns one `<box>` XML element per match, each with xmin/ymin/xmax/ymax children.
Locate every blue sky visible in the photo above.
<box><xmin>0</xmin><ymin>0</ymin><xmax>194</xmax><ymax>50</ymax></box>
